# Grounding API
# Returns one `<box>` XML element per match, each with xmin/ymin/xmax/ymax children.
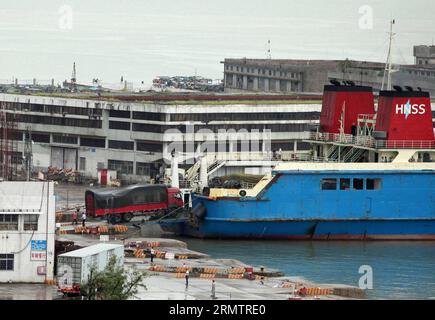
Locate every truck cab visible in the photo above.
<box><xmin>167</xmin><ymin>187</ymin><xmax>184</xmax><ymax>209</ymax></box>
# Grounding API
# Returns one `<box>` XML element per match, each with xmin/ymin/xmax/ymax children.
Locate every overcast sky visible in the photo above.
<box><xmin>0</xmin><ymin>0</ymin><xmax>434</xmax><ymax>86</ymax></box>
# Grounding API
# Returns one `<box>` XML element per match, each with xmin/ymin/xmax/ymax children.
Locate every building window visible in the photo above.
<box><xmin>136</xmin><ymin>162</ymin><xmax>151</xmax><ymax>176</ymax></box>
<box><xmin>321</xmin><ymin>178</ymin><xmax>337</xmax><ymax>190</ymax></box>
<box><xmin>340</xmin><ymin>178</ymin><xmax>351</xmax><ymax>190</ymax></box>
<box><xmin>353</xmin><ymin>179</ymin><xmax>364</xmax><ymax>190</ymax></box>
<box><xmin>136</xmin><ymin>142</ymin><xmax>163</xmax><ymax>153</ymax></box>
<box><xmin>79</xmin><ymin>157</ymin><xmax>86</xmax><ymax>171</ymax></box>
<box><xmin>108</xmin><ymin>140</ymin><xmax>134</xmax><ymax>150</ymax></box>
<box><xmin>80</xmin><ymin>137</ymin><xmax>106</xmax><ymax>148</ymax></box>
<box><xmin>53</xmin><ymin>135</ymin><xmax>78</xmax><ymax>145</ymax></box>
<box><xmin>31</xmin><ymin>133</ymin><xmax>50</xmax><ymax>143</ymax></box>
<box><xmin>109</xmin><ymin>110</ymin><xmax>131</xmax><ymax>118</ymax></box>
<box><xmin>109</xmin><ymin>121</ymin><xmax>130</xmax><ymax>130</ymax></box>
<box><xmin>0</xmin><ymin>214</ymin><xmax>18</xmax><ymax>231</ymax></box>
<box><xmin>108</xmin><ymin>160</ymin><xmax>133</xmax><ymax>175</ymax></box>
<box><xmin>0</xmin><ymin>254</ymin><xmax>14</xmax><ymax>271</ymax></box>
<box><xmin>366</xmin><ymin>178</ymin><xmax>382</xmax><ymax>190</ymax></box>
<box><xmin>23</xmin><ymin>214</ymin><xmax>39</xmax><ymax>231</ymax></box>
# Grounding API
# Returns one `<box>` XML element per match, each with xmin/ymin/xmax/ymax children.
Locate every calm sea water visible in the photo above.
<box><xmin>178</xmin><ymin>238</ymin><xmax>435</xmax><ymax>299</ymax></box>
<box><xmin>1</xmin><ymin>0</ymin><xmax>434</xmax><ymax>86</ymax></box>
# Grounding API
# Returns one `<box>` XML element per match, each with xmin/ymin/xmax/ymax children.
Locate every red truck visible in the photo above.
<box><xmin>85</xmin><ymin>184</ymin><xmax>183</xmax><ymax>224</ymax></box>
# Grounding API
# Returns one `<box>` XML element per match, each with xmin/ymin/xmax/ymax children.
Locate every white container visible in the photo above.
<box><xmin>57</xmin><ymin>243</ymin><xmax>124</xmax><ymax>288</ymax></box>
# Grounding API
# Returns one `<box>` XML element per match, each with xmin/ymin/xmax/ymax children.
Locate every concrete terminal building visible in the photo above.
<box><xmin>0</xmin><ymin>93</ymin><xmax>320</xmax><ymax>182</ymax></box>
<box><xmin>223</xmin><ymin>45</ymin><xmax>435</xmax><ymax>96</ymax></box>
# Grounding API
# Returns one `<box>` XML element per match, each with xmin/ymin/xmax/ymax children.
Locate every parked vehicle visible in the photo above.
<box><xmin>85</xmin><ymin>184</ymin><xmax>183</xmax><ymax>224</ymax></box>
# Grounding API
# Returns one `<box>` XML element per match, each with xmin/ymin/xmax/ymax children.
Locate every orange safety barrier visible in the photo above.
<box><xmin>228</xmin><ymin>274</ymin><xmax>244</xmax><ymax>279</ymax></box>
<box><xmin>112</xmin><ymin>225</ymin><xmax>129</xmax><ymax>233</ymax></box>
<box><xmin>147</xmin><ymin>241</ymin><xmax>160</xmax><ymax>247</ymax></box>
<box><xmin>176</xmin><ymin>267</ymin><xmax>192</xmax><ymax>273</ymax></box>
<box><xmin>255</xmin><ymin>275</ymin><xmax>268</xmax><ymax>281</ymax></box>
<box><xmin>203</xmin><ymin>268</ymin><xmax>218</xmax><ymax>274</ymax></box>
<box><xmin>175</xmin><ymin>273</ymin><xmax>185</xmax><ymax>278</ymax></box>
<box><xmin>200</xmin><ymin>273</ymin><xmax>215</xmax><ymax>279</ymax></box>
<box><xmin>303</xmin><ymin>287</ymin><xmax>333</xmax><ymax>296</ymax></box>
<box><xmin>155</xmin><ymin>251</ymin><xmax>166</xmax><ymax>259</ymax></box>
<box><xmin>45</xmin><ymin>279</ymin><xmax>57</xmax><ymax>285</ymax></box>
<box><xmin>149</xmin><ymin>265</ymin><xmax>166</xmax><ymax>272</ymax></box>
<box><xmin>177</xmin><ymin>255</ymin><xmax>188</xmax><ymax>260</ymax></box>
<box><xmin>228</xmin><ymin>267</ymin><xmax>245</xmax><ymax>274</ymax></box>
<box><xmin>134</xmin><ymin>249</ymin><xmax>145</xmax><ymax>258</ymax></box>
<box><xmin>98</xmin><ymin>226</ymin><xmax>109</xmax><ymax>233</ymax></box>
<box><xmin>74</xmin><ymin>227</ymin><xmax>85</xmax><ymax>233</ymax></box>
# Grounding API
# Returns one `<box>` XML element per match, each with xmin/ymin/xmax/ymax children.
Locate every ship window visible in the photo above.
<box><xmin>353</xmin><ymin>179</ymin><xmax>364</xmax><ymax>190</ymax></box>
<box><xmin>366</xmin><ymin>178</ymin><xmax>382</xmax><ymax>190</ymax></box>
<box><xmin>340</xmin><ymin>178</ymin><xmax>351</xmax><ymax>190</ymax></box>
<box><xmin>321</xmin><ymin>179</ymin><xmax>337</xmax><ymax>190</ymax></box>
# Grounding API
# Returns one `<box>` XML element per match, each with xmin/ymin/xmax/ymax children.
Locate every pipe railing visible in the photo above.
<box><xmin>309</xmin><ymin>132</ymin><xmax>435</xmax><ymax>149</ymax></box>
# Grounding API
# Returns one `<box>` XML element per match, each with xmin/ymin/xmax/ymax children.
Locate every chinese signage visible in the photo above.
<box><xmin>31</xmin><ymin>251</ymin><xmax>47</xmax><ymax>261</ymax></box>
<box><xmin>31</xmin><ymin>240</ymin><xmax>47</xmax><ymax>251</ymax></box>
<box><xmin>31</xmin><ymin>240</ymin><xmax>47</xmax><ymax>261</ymax></box>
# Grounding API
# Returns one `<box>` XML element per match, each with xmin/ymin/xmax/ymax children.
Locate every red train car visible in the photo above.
<box><xmin>85</xmin><ymin>184</ymin><xmax>183</xmax><ymax>224</ymax></box>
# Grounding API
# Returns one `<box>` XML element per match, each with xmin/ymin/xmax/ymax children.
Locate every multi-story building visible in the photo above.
<box><xmin>0</xmin><ymin>93</ymin><xmax>321</xmax><ymax>182</ymax></box>
<box><xmin>0</xmin><ymin>181</ymin><xmax>55</xmax><ymax>283</ymax></box>
<box><xmin>223</xmin><ymin>45</ymin><xmax>435</xmax><ymax>96</ymax></box>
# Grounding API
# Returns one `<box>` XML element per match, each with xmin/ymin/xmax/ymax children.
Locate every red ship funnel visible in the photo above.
<box><xmin>375</xmin><ymin>90</ymin><xmax>434</xmax><ymax>142</ymax></box>
<box><xmin>320</xmin><ymin>85</ymin><xmax>375</xmax><ymax>134</ymax></box>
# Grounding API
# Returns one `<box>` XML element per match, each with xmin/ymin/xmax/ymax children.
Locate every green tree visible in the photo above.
<box><xmin>81</xmin><ymin>255</ymin><xmax>146</xmax><ymax>300</ymax></box>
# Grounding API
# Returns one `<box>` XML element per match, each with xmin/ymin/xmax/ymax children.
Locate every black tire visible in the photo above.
<box><xmin>109</xmin><ymin>214</ymin><xmax>122</xmax><ymax>225</ymax></box>
<box><xmin>122</xmin><ymin>212</ymin><xmax>133</xmax><ymax>222</ymax></box>
<box><xmin>239</xmin><ymin>190</ymin><xmax>247</xmax><ymax>197</ymax></box>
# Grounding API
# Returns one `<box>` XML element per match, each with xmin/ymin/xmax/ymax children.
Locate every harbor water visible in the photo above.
<box><xmin>178</xmin><ymin>238</ymin><xmax>435</xmax><ymax>299</ymax></box>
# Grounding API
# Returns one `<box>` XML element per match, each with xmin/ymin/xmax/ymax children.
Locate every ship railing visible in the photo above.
<box><xmin>373</xmin><ymin>140</ymin><xmax>435</xmax><ymax>149</ymax></box>
<box><xmin>309</xmin><ymin>132</ymin><xmax>355</xmax><ymax>144</ymax></box>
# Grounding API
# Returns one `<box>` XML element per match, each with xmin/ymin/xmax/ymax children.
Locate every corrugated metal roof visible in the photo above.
<box><xmin>58</xmin><ymin>243</ymin><xmax>124</xmax><ymax>258</ymax></box>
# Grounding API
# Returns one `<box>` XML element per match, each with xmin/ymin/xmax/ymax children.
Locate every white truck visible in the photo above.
<box><xmin>57</xmin><ymin>243</ymin><xmax>124</xmax><ymax>295</ymax></box>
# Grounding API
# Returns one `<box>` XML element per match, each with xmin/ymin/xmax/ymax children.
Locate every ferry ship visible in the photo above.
<box><xmin>159</xmin><ymin>83</ymin><xmax>435</xmax><ymax>240</ymax></box>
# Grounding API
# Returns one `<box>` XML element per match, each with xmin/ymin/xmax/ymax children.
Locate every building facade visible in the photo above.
<box><xmin>0</xmin><ymin>93</ymin><xmax>321</xmax><ymax>182</ymax></box>
<box><xmin>0</xmin><ymin>181</ymin><xmax>55</xmax><ymax>283</ymax></box>
<box><xmin>223</xmin><ymin>46</ymin><xmax>435</xmax><ymax>96</ymax></box>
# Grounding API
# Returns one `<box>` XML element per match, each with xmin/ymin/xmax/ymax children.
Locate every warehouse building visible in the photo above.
<box><xmin>0</xmin><ymin>181</ymin><xmax>55</xmax><ymax>283</ymax></box>
<box><xmin>0</xmin><ymin>93</ymin><xmax>320</xmax><ymax>182</ymax></box>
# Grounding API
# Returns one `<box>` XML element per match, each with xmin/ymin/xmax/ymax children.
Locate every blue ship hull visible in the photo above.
<box><xmin>160</xmin><ymin>169</ymin><xmax>435</xmax><ymax>240</ymax></box>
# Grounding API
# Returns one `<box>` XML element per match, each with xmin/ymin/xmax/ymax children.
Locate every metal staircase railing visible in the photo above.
<box><xmin>348</xmin><ymin>148</ymin><xmax>366</xmax><ymax>162</ymax></box>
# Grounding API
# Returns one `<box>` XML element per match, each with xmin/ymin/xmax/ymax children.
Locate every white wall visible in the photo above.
<box><xmin>0</xmin><ymin>181</ymin><xmax>55</xmax><ymax>283</ymax></box>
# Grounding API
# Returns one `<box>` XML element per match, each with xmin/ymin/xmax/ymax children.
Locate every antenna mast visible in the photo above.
<box><xmin>381</xmin><ymin>19</ymin><xmax>395</xmax><ymax>91</ymax></box>
<box><xmin>71</xmin><ymin>62</ymin><xmax>77</xmax><ymax>92</ymax></box>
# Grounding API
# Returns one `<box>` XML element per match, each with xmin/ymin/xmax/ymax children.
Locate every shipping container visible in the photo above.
<box><xmin>57</xmin><ymin>243</ymin><xmax>124</xmax><ymax>294</ymax></box>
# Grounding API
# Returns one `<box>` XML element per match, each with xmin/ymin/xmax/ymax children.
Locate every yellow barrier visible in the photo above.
<box><xmin>228</xmin><ymin>274</ymin><xmax>244</xmax><ymax>279</ymax></box>
<box><xmin>228</xmin><ymin>267</ymin><xmax>245</xmax><ymax>274</ymax></box>
<box><xmin>177</xmin><ymin>255</ymin><xmax>188</xmax><ymax>260</ymax></box>
<box><xmin>176</xmin><ymin>267</ymin><xmax>192</xmax><ymax>273</ymax></box>
<box><xmin>147</xmin><ymin>241</ymin><xmax>160</xmax><ymax>247</ymax></box>
<box><xmin>203</xmin><ymin>268</ymin><xmax>218</xmax><ymax>274</ymax></box>
<box><xmin>200</xmin><ymin>273</ymin><xmax>215</xmax><ymax>279</ymax></box>
<box><xmin>304</xmin><ymin>288</ymin><xmax>333</xmax><ymax>296</ymax></box>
